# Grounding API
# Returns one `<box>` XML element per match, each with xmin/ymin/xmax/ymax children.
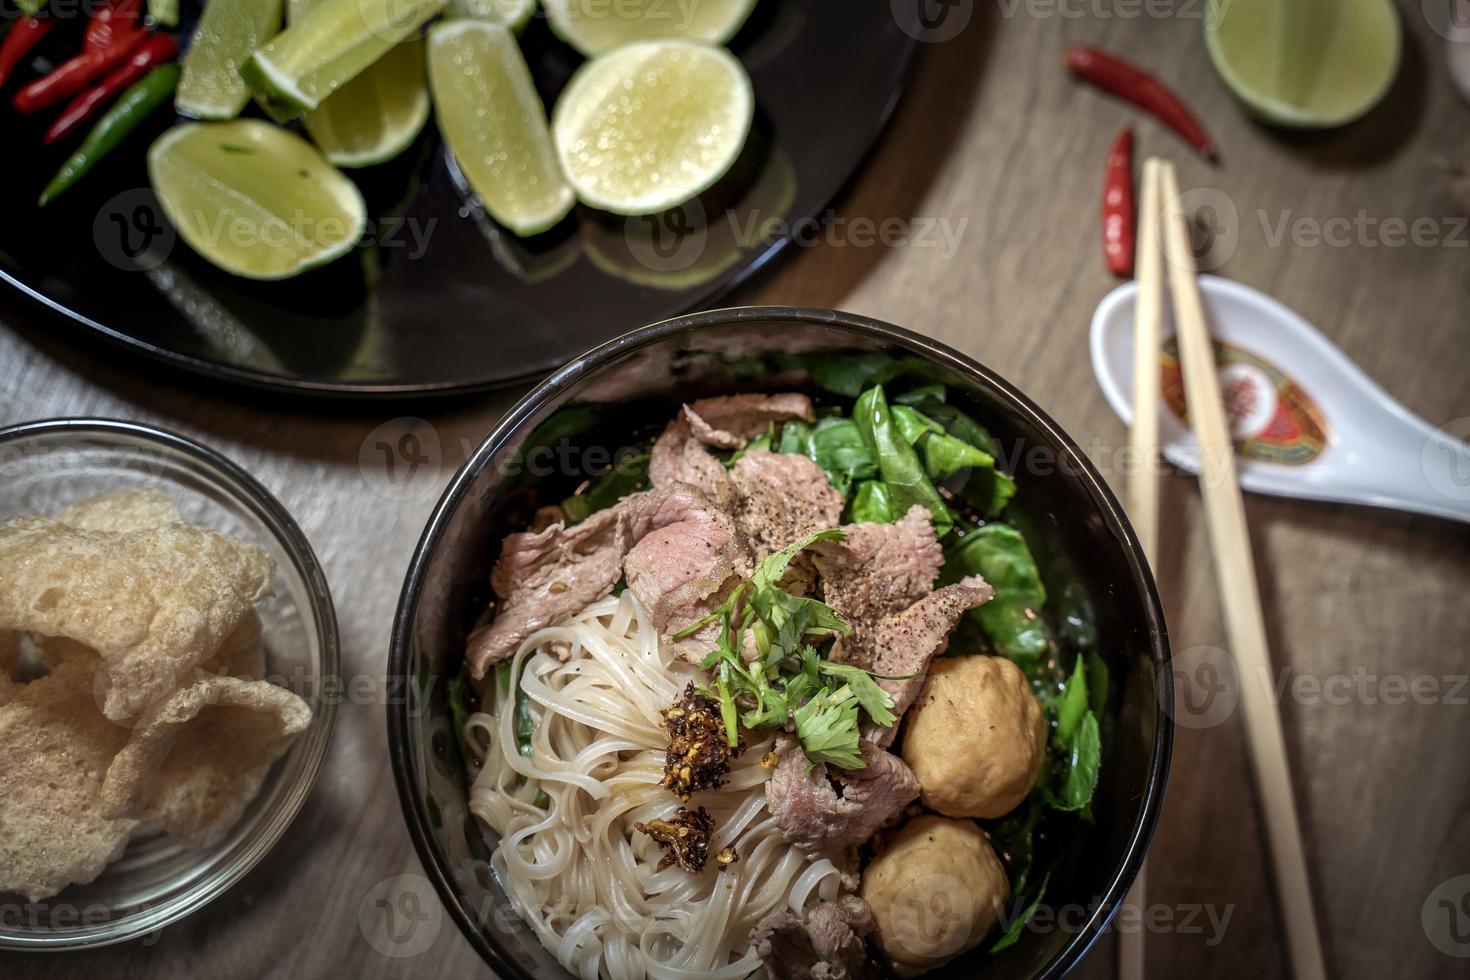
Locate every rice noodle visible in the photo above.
<box><xmin>468</xmin><ymin>591</ymin><xmax>842</xmax><ymax>980</ymax></box>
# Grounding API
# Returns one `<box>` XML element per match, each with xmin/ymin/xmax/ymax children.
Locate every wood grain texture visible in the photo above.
<box><xmin>3</xmin><ymin>2</ymin><xmax>1469</xmax><ymax>978</ymax></box>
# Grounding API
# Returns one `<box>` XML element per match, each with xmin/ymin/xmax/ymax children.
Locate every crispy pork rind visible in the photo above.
<box><xmin>100</xmin><ymin>675</ymin><xmax>311</xmax><ymax>848</ymax></box>
<box><xmin>0</xmin><ymin>518</ymin><xmax>274</xmax><ymax>721</ymax></box>
<box><xmin>198</xmin><ymin>610</ymin><xmax>267</xmax><ymax>680</ymax></box>
<box><xmin>0</xmin><ymin>659</ymin><xmax>136</xmax><ymax>901</ymax></box>
<box><xmin>56</xmin><ymin>487</ymin><xmax>181</xmax><ymax>532</ymax></box>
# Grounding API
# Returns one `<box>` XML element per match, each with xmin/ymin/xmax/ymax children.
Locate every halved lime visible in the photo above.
<box><xmin>175</xmin><ymin>0</ymin><xmax>283</xmax><ymax>119</ymax></box>
<box><xmin>1205</xmin><ymin>0</ymin><xmax>1400</xmax><ymax>128</ymax></box>
<box><xmin>242</xmin><ymin>0</ymin><xmax>444</xmax><ymax>116</ymax></box>
<box><xmin>552</xmin><ymin>40</ymin><xmax>753</xmax><ymax>216</ymax></box>
<box><xmin>542</xmin><ymin>0</ymin><xmax>757</xmax><ymax>56</ymax></box>
<box><xmin>147</xmin><ymin>120</ymin><xmax>367</xmax><ymax>279</ymax></box>
<box><xmin>444</xmin><ymin>0</ymin><xmax>534</xmax><ymax>30</ymax></box>
<box><xmin>290</xmin><ymin>0</ymin><xmax>430</xmax><ymax>167</ymax></box>
<box><xmin>427</xmin><ymin>20</ymin><xmax>574</xmax><ymax>236</ymax></box>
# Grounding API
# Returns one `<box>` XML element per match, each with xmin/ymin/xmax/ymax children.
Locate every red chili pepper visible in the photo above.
<box><xmin>13</xmin><ymin>32</ymin><xmax>147</xmax><ymax>114</ymax></box>
<box><xmin>84</xmin><ymin>0</ymin><xmax>144</xmax><ymax>54</ymax></box>
<box><xmin>0</xmin><ymin>16</ymin><xmax>58</xmax><ymax>89</ymax></box>
<box><xmin>1065</xmin><ymin>45</ymin><xmax>1216</xmax><ymax>161</ymax></box>
<box><xmin>1102</xmin><ymin>127</ymin><xmax>1135</xmax><ymax>277</ymax></box>
<box><xmin>45</xmin><ymin>32</ymin><xmax>177</xmax><ymax>144</ymax></box>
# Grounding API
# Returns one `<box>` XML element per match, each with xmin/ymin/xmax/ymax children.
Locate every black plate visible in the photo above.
<box><xmin>0</xmin><ymin>2</ymin><xmax>918</xmax><ymax>395</ymax></box>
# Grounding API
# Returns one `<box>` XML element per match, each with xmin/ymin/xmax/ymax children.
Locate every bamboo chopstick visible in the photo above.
<box><xmin>1116</xmin><ymin>157</ymin><xmax>1165</xmax><ymax>980</ymax></box>
<box><xmin>1156</xmin><ymin>160</ymin><xmax>1327</xmax><ymax>980</ymax></box>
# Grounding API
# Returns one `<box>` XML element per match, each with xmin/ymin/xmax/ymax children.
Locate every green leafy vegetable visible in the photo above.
<box><xmin>1046</xmin><ymin>711</ymin><xmax>1100</xmax><ymax>812</ymax></box>
<box><xmin>779</xmin><ymin>417</ymin><xmax>877</xmax><ymax>495</ymax></box>
<box><xmin>944</xmin><ymin>523</ymin><xmax>1050</xmax><ymax>661</ymax></box>
<box><xmin>497</xmin><ymin>659</ymin><xmax>537</xmax><ymax>757</ymax></box>
<box><xmin>853</xmin><ymin>385</ymin><xmax>953</xmax><ymax>536</ymax></box>
<box><xmin>990</xmin><ymin>873</ymin><xmax>1050</xmax><ymax>953</ymax></box>
<box><xmin>1054</xmin><ymin>657</ymin><xmax>1089</xmax><ymax>748</ymax></box>
<box><xmin>562</xmin><ymin>449</ymin><xmax>651</xmax><ymax>524</ymax></box>
<box><xmin>447</xmin><ymin>668</ymin><xmax>472</xmax><ymax>765</ymax></box>
<box><xmin>898</xmin><ymin>390</ymin><xmax>1016</xmax><ymax>516</ymax></box>
<box><xmin>849</xmin><ymin>480</ymin><xmax>896</xmax><ymax>524</ymax></box>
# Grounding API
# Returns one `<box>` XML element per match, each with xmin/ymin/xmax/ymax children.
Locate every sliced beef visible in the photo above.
<box><xmin>468</xmin><ymin>504</ymin><xmax>627</xmax><ymax>678</ymax></box>
<box><xmin>468</xmin><ymin>484</ymin><xmax>745</xmax><ymax>676</ymax></box>
<box><xmin>810</xmin><ymin>506</ymin><xmax>944</xmax><ymax>667</ymax></box>
<box><xmin>622</xmin><ymin>486</ymin><xmax>750</xmax><ymax>663</ymax></box>
<box><xmin>753</xmin><ymin>895</ymin><xmax>876</xmax><ymax>980</ymax></box>
<box><xmin>730</xmin><ymin>451</ymin><xmax>845</xmax><ymax>560</ymax></box>
<box><xmin>649</xmin><ymin>394</ymin><xmax>815</xmax><ymax>509</ymax></box>
<box><xmin>868</xmin><ymin>576</ymin><xmax>994</xmax><ymax>747</ymax></box>
<box><xmin>765</xmin><ymin>736</ymin><xmax>919</xmax><ymax>886</ymax></box>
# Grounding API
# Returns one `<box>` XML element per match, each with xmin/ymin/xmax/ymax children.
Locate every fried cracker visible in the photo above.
<box><xmin>0</xmin><ymin>518</ymin><xmax>274</xmax><ymax>721</ymax></box>
<box><xmin>100</xmin><ymin>675</ymin><xmax>311</xmax><ymax>848</ymax></box>
<box><xmin>0</xmin><ymin>659</ymin><xmax>136</xmax><ymax>901</ymax></box>
<box><xmin>56</xmin><ymin>487</ymin><xmax>181</xmax><ymax>533</ymax></box>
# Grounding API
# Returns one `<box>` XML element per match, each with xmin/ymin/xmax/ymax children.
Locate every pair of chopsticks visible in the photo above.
<box><xmin>1118</xmin><ymin>159</ymin><xmax>1327</xmax><ymax>980</ymax></box>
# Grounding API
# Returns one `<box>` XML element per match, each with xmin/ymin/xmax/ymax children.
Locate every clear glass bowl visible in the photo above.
<box><xmin>0</xmin><ymin>418</ymin><xmax>339</xmax><ymax>950</ymax></box>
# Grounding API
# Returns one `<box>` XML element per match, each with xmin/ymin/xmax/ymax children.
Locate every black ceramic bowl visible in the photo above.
<box><xmin>388</xmin><ymin>306</ymin><xmax>1172</xmax><ymax>979</ymax></box>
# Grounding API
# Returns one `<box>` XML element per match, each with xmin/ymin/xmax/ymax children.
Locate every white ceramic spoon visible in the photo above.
<box><xmin>1090</xmin><ymin>275</ymin><xmax>1470</xmax><ymax>525</ymax></box>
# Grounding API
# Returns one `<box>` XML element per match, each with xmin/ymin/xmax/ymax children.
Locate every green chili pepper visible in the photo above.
<box><xmin>39</xmin><ymin>63</ymin><xmax>179</xmax><ymax>207</ymax></box>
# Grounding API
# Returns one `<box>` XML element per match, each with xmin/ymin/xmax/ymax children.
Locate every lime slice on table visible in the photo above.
<box><xmin>1205</xmin><ymin>0</ymin><xmax>1400</xmax><ymax>128</ymax></box>
<box><xmin>288</xmin><ymin>0</ymin><xmax>430</xmax><ymax>167</ymax></box>
<box><xmin>175</xmin><ymin>0</ymin><xmax>283</xmax><ymax>119</ymax></box>
<box><xmin>148</xmin><ymin>120</ymin><xmax>367</xmax><ymax>279</ymax></box>
<box><xmin>552</xmin><ymin>40</ymin><xmax>753</xmax><ymax>216</ymax></box>
<box><xmin>443</xmin><ymin>0</ymin><xmax>534</xmax><ymax>29</ymax></box>
<box><xmin>427</xmin><ymin>20</ymin><xmax>574</xmax><ymax>236</ymax></box>
<box><xmin>242</xmin><ymin>0</ymin><xmax>444</xmax><ymax>117</ymax></box>
<box><xmin>541</xmin><ymin>0</ymin><xmax>757</xmax><ymax>56</ymax></box>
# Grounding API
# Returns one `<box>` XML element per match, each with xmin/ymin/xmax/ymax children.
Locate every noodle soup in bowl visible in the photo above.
<box><xmin>389</xmin><ymin>307</ymin><xmax>1172</xmax><ymax>980</ymax></box>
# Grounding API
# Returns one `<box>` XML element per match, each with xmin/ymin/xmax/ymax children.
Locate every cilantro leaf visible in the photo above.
<box><xmin>792</xmin><ymin>685</ymin><xmax>864</xmax><ymax>771</ymax></box>
<box><xmin>817</xmin><ymin>661</ymin><xmax>898</xmax><ymax>728</ymax></box>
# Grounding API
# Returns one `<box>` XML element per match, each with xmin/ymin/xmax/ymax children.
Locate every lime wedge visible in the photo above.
<box><xmin>147</xmin><ymin>120</ymin><xmax>367</xmax><ymax>279</ymax></box>
<box><xmin>542</xmin><ymin>0</ymin><xmax>757</xmax><ymax>56</ymax></box>
<box><xmin>290</xmin><ymin>0</ymin><xmax>429</xmax><ymax>167</ymax></box>
<box><xmin>427</xmin><ymin>20</ymin><xmax>574</xmax><ymax>236</ymax></box>
<box><xmin>444</xmin><ymin>0</ymin><xmax>534</xmax><ymax>29</ymax></box>
<box><xmin>242</xmin><ymin>0</ymin><xmax>445</xmax><ymax>116</ymax></box>
<box><xmin>176</xmin><ymin>0</ymin><xmax>283</xmax><ymax>119</ymax></box>
<box><xmin>1205</xmin><ymin>0</ymin><xmax>1400</xmax><ymax>128</ymax></box>
<box><xmin>552</xmin><ymin>40</ymin><xmax>753</xmax><ymax>216</ymax></box>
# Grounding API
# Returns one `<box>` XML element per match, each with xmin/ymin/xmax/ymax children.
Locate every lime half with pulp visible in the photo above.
<box><xmin>552</xmin><ymin>39</ymin><xmax>753</xmax><ymax>216</ymax></box>
<box><xmin>148</xmin><ymin>120</ymin><xmax>367</xmax><ymax>279</ymax></box>
<box><xmin>542</xmin><ymin>0</ymin><xmax>757</xmax><ymax>56</ymax></box>
<box><xmin>428</xmin><ymin>20</ymin><xmax>574</xmax><ymax>236</ymax></box>
<box><xmin>176</xmin><ymin>0</ymin><xmax>283</xmax><ymax>119</ymax></box>
<box><xmin>1206</xmin><ymin>0</ymin><xmax>1400</xmax><ymax>128</ymax></box>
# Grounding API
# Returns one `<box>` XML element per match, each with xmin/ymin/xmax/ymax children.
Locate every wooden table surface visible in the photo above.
<box><xmin>4</xmin><ymin>2</ymin><xmax>1469</xmax><ymax>978</ymax></box>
